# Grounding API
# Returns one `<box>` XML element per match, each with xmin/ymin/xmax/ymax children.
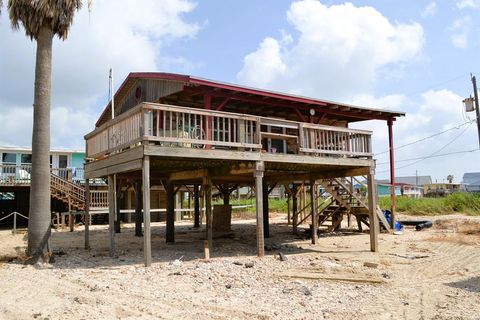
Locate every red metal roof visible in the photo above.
<box><xmin>96</xmin><ymin>72</ymin><xmax>406</xmax><ymax>127</ymax></box>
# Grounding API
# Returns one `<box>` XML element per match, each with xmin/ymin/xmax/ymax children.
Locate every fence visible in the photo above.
<box><xmin>0</xmin><ymin>211</ymin><xmax>29</xmax><ymax>234</ymax></box>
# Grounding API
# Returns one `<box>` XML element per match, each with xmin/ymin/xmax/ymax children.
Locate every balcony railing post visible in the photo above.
<box><xmin>298</xmin><ymin>123</ymin><xmax>305</xmax><ymax>150</ymax></box>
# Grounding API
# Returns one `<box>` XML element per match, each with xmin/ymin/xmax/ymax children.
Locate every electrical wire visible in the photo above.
<box><xmin>374</xmin><ymin>119</ymin><xmax>475</xmax><ymax>156</ymax></box>
<box><xmin>376</xmin><ymin>122</ymin><xmax>475</xmax><ymax>173</ymax></box>
<box><xmin>376</xmin><ymin>148</ymin><xmax>479</xmax><ymax>165</ymax></box>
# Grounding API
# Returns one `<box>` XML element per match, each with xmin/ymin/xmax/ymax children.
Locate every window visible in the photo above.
<box><xmin>21</xmin><ymin>154</ymin><xmax>32</xmax><ymax>164</ymax></box>
<box><xmin>2</xmin><ymin>153</ymin><xmax>16</xmax><ymax>163</ymax></box>
<box><xmin>59</xmin><ymin>155</ymin><xmax>68</xmax><ymax>168</ymax></box>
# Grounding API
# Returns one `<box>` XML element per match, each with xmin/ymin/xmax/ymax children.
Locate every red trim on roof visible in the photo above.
<box><xmin>96</xmin><ymin>72</ymin><xmax>405</xmax><ymax>127</ymax></box>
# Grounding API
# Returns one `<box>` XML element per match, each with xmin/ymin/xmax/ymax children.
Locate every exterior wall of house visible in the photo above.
<box><xmin>117</xmin><ymin>79</ymin><xmax>184</xmax><ymax>115</ymax></box>
<box><xmin>377</xmin><ymin>184</ymin><xmax>401</xmax><ymax>197</ymax></box>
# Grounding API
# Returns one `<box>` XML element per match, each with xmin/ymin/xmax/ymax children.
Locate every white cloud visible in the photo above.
<box><xmin>421</xmin><ymin>2</ymin><xmax>437</xmax><ymax>18</ymax></box>
<box><xmin>0</xmin><ymin>0</ymin><xmax>200</xmax><ymax>149</ymax></box>
<box><xmin>450</xmin><ymin>16</ymin><xmax>471</xmax><ymax>49</ymax></box>
<box><xmin>237</xmin><ymin>0</ymin><xmax>424</xmax><ymax>101</ymax></box>
<box><xmin>352</xmin><ymin>90</ymin><xmax>477</xmax><ymax>180</ymax></box>
<box><xmin>456</xmin><ymin>0</ymin><xmax>480</xmax><ymax>9</ymax></box>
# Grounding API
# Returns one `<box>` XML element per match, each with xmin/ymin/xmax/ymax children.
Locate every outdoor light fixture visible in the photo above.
<box><xmin>309</xmin><ymin>108</ymin><xmax>315</xmax><ymax>116</ymax></box>
<box><xmin>463</xmin><ymin>96</ymin><xmax>475</xmax><ymax>112</ymax></box>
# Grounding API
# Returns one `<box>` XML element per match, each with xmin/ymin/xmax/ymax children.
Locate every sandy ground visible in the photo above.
<box><xmin>0</xmin><ymin>214</ymin><xmax>479</xmax><ymax>320</ymax></box>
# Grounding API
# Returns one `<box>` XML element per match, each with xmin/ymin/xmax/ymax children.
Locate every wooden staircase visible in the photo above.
<box><xmin>318</xmin><ymin>177</ymin><xmax>391</xmax><ymax>232</ymax></box>
<box><xmin>50</xmin><ymin>173</ymin><xmax>86</xmax><ymax>211</ymax></box>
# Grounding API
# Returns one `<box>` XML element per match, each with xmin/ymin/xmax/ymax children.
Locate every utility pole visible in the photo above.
<box><xmin>471</xmin><ymin>74</ymin><xmax>480</xmax><ymax>149</ymax></box>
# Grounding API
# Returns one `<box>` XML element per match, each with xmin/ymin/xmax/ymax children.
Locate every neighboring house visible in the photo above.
<box><xmin>397</xmin><ymin>183</ymin><xmax>423</xmax><ymax>198</ymax></box>
<box><xmin>395</xmin><ymin>175</ymin><xmax>432</xmax><ymax>186</ymax></box>
<box><xmin>0</xmin><ymin>146</ymin><xmax>90</xmax><ymax>226</ymax></box>
<box><xmin>362</xmin><ymin>179</ymin><xmax>418</xmax><ymax>197</ymax></box>
<box><xmin>424</xmin><ymin>183</ymin><xmax>462</xmax><ymax>197</ymax></box>
<box><xmin>462</xmin><ymin>172</ymin><xmax>480</xmax><ymax>192</ymax></box>
<box><xmin>376</xmin><ymin>183</ymin><xmax>401</xmax><ymax>197</ymax></box>
<box><xmin>0</xmin><ymin>146</ymin><xmax>85</xmax><ymax>182</ymax></box>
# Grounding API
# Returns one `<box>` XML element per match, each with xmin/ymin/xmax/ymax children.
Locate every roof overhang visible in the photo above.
<box><xmin>96</xmin><ymin>72</ymin><xmax>406</xmax><ymax>127</ymax></box>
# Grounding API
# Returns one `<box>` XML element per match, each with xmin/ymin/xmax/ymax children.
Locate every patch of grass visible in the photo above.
<box><xmin>379</xmin><ymin>193</ymin><xmax>480</xmax><ymax>216</ymax></box>
<box><xmin>211</xmin><ymin>198</ymin><xmax>289</xmax><ymax>214</ymax></box>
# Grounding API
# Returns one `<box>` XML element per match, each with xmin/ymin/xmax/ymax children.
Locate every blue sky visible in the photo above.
<box><xmin>0</xmin><ymin>0</ymin><xmax>479</xmax><ymax>182</ymax></box>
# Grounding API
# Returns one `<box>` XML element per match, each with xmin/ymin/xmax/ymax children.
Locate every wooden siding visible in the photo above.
<box><xmin>117</xmin><ymin>79</ymin><xmax>184</xmax><ymax>116</ymax></box>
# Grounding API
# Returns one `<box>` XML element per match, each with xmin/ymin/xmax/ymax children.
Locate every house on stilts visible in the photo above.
<box><xmin>83</xmin><ymin>72</ymin><xmax>404</xmax><ymax>266</ymax></box>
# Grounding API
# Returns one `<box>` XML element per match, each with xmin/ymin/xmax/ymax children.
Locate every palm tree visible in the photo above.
<box><xmin>3</xmin><ymin>0</ymin><xmax>88</xmax><ymax>263</ymax></box>
<box><xmin>447</xmin><ymin>175</ymin><xmax>454</xmax><ymax>184</ymax></box>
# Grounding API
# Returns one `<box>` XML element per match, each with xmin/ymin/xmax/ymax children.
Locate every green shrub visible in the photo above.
<box><xmin>379</xmin><ymin>193</ymin><xmax>480</xmax><ymax>216</ymax></box>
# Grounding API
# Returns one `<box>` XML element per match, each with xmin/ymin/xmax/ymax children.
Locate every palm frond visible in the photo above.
<box><xmin>8</xmin><ymin>0</ymin><xmax>86</xmax><ymax>40</ymax></box>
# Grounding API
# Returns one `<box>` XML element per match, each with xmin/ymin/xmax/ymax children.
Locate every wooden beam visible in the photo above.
<box><xmin>193</xmin><ymin>184</ymin><xmax>200</xmax><ymax>228</ymax></box>
<box><xmin>114</xmin><ymin>179</ymin><xmax>122</xmax><ymax>234</ymax></box>
<box><xmin>367</xmin><ymin>168</ymin><xmax>378</xmax><ymax>252</ymax></box>
<box><xmin>84</xmin><ymin>146</ymin><xmax>144</xmax><ymax>178</ymax></box>
<box><xmin>84</xmin><ymin>179</ymin><xmax>90</xmax><ymax>250</ymax></box>
<box><xmin>310</xmin><ymin>176</ymin><xmax>318</xmax><ymax>245</ymax></box>
<box><xmin>85</xmin><ymin>158</ymin><xmax>143</xmax><ymax>179</ymax></box>
<box><xmin>262</xmin><ymin>180</ymin><xmax>269</xmax><ymax>238</ymax></box>
<box><xmin>291</xmin><ymin>184</ymin><xmax>299</xmax><ymax>234</ymax></box>
<box><xmin>265</xmin><ymin>166</ymin><xmax>371</xmax><ymax>184</ymax></box>
<box><xmin>169</xmin><ymin>169</ymin><xmax>206</xmax><ymax>182</ymax></box>
<box><xmin>203</xmin><ymin>172</ymin><xmax>213</xmax><ymax>253</ymax></box>
<box><xmin>108</xmin><ymin>175</ymin><xmax>115</xmax><ymax>257</ymax></box>
<box><xmin>164</xmin><ymin>180</ymin><xmax>175</xmax><ymax>243</ymax></box>
<box><xmin>144</xmin><ymin>145</ymin><xmax>261</xmax><ymax>161</ymax></box>
<box><xmin>143</xmin><ymin>156</ymin><xmax>152</xmax><ymax>267</ymax></box>
<box><xmin>134</xmin><ymin>180</ymin><xmax>143</xmax><ymax>237</ymax></box>
<box><xmin>255</xmin><ymin>161</ymin><xmax>265</xmax><ymax>257</ymax></box>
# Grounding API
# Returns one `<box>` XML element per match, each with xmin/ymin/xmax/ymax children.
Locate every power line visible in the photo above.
<box><xmin>375</xmin><ymin>119</ymin><xmax>475</xmax><ymax>156</ymax></box>
<box><xmin>376</xmin><ymin>149</ymin><xmax>479</xmax><ymax>165</ymax></box>
<box><xmin>376</xmin><ymin>122</ymin><xmax>475</xmax><ymax>173</ymax></box>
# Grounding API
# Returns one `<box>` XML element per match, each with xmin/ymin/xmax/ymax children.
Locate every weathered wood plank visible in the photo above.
<box><xmin>143</xmin><ymin>156</ymin><xmax>152</xmax><ymax>267</ymax></box>
<box><xmin>85</xmin><ymin>159</ymin><xmax>143</xmax><ymax>179</ymax></box>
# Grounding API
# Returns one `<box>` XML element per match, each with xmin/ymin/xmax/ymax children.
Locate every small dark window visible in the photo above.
<box><xmin>21</xmin><ymin>154</ymin><xmax>32</xmax><ymax>164</ymax></box>
<box><xmin>59</xmin><ymin>155</ymin><xmax>68</xmax><ymax>168</ymax></box>
<box><xmin>2</xmin><ymin>153</ymin><xmax>16</xmax><ymax>163</ymax></box>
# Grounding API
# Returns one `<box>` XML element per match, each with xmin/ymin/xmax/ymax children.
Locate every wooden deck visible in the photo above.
<box><xmin>84</xmin><ymin>102</ymin><xmax>374</xmax><ymax>179</ymax></box>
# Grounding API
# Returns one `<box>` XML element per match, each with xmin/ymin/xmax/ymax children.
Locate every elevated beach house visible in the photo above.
<box><xmin>84</xmin><ymin>72</ymin><xmax>405</xmax><ymax>266</ymax></box>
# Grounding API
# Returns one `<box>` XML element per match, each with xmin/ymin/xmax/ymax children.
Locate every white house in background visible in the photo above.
<box><xmin>0</xmin><ymin>146</ymin><xmax>85</xmax><ymax>182</ymax></box>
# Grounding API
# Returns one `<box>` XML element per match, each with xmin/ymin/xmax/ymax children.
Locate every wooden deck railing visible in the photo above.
<box><xmin>0</xmin><ymin>164</ymin><xmax>87</xmax><ymax>185</ymax></box>
<box><xmin>85</xmin><ymin>102</ymin><xmax>373</xmax><ymax>159</ymax></box>
<box><xmin>300</xmin><ymin>123</ymin><xmax>372</xmax><ymax>157</ymax></box>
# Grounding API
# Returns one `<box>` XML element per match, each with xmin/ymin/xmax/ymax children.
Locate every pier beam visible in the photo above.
<box><xmin>142</xmin><ymin>156</ymin><xmax>152</xmax><ymax>267</ymax></box>
<box><xmin>255</xmin><ymin>161</ymin><xmax>265</xmax><ymax>257</ymax></box>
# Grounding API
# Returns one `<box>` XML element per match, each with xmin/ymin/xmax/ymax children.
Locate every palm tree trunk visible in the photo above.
<box><xmin>27</xmin><ymin>26</ymin><xmax>53</xmax><ymax>262</ymax></box>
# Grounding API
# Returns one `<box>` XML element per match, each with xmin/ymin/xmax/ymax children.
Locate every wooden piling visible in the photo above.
<box><xmin>255</xmin><ymin>161</ymin><xmax>265</xmax><ymax>257</ymax></box>
<box><xmin>142</xmin><ymin>156</ymin><xmax>152</xmax><ymax>267</ymax></box>
<box><xmin>193</xmin><ymin>184</ymin><xmax>200</xmax><ymax>228</ymax></box>
<box><xmin>108</xmin><ymin>175</ymin><xmax>115</xmax><ymax>257</ymax></box>
<box><xmin>84</xmin><ymin>179</ymin><xmax>90</xmax><ymax>249</ymax></box>
<box><xmin>203</xmin><ymin>173</ymin><xmax>212</xmax><ymax>253</ymax></box>
<box><xmin>310</xmin><ymin>177</ymin><xmax>318</xmax><ymax>244</ymax></box>
<box><xmin>134</xmin><ymin>180</ymin><xmax>143</xmax><ymax>237</ymax></box>
<box><xmin>367</xmin><ymin>168</ymin><xmax>379</xmax><ymax>252</ymax></box>
<box><xmin>165</xmin><ymin>180</ymin><xmax>175</xmax><ymax>243</ymax></box>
